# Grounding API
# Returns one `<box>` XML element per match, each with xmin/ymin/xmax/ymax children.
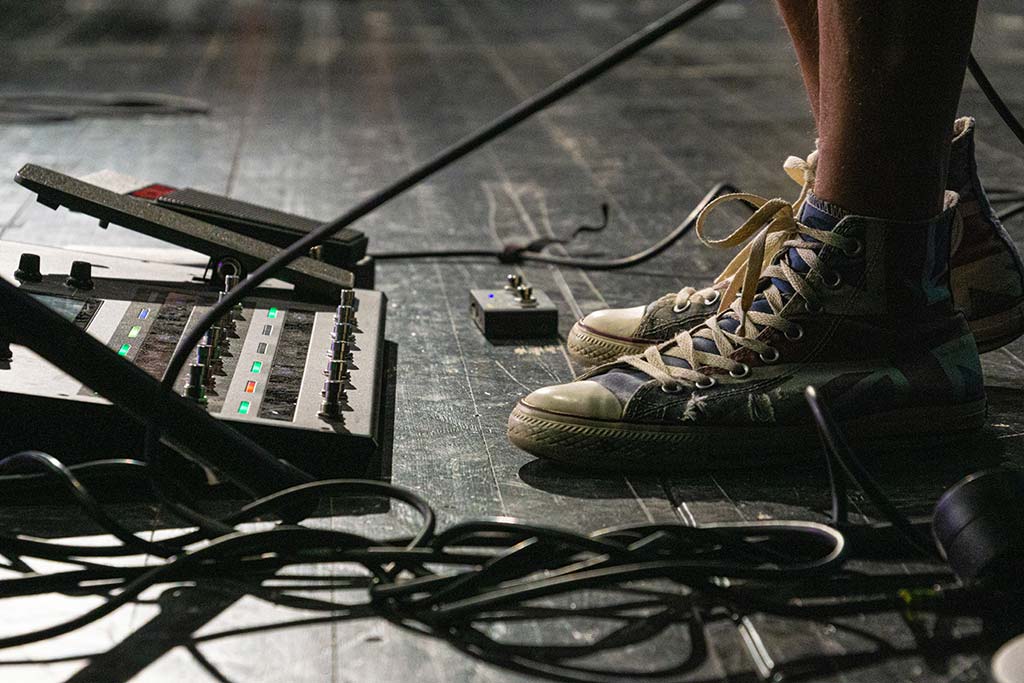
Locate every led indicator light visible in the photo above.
<box><xmin>138</xmin><ymin>309</ymin><xmax>150</xmax><ymax>320</ymax></box>
<box><xmin>128</xmin><ymin>325</ymin><xmax>142</xmax><ymax>339</ymax></box>
<box><xmin>238</xmin><ymin>401</ymin><xmax>251</xmax><ymax>415</ymax></box>
<box><xmin>267</xmin><ymin>307</ymin><xmax>278</xmax><ymax>319</ymax></box>
<box><xmin>118</xmin><ymin>343</ymin><xmax>131</xmax><ymax>356</ymax></box>
<box><xmin>251</xmin><ymin>361</ymin><xmax>263</xmax><ymax>373</ymax></box>
<box><xmin>262</xmin><ymin>324</ymin><xmax>273</xmax><ymax>336</ymax></box>
<box><xmin>488</xmin><ymin>293</ymin><xmax>495</xmax><ymax>299</ymax></box>
<box><xmin>244</xmin><ymin>380</ymin><xmax>257</xmax><ymax>393</ymax></box>
<box><xmin>256</xmin><ymin>342</ymin><xmax>268</xmax><ymax>354</ymax></box>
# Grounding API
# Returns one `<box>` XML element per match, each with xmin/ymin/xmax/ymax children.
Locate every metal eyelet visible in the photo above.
<box><xmin>672</xmin><ymin>301</ymin><xmax>692</xmax><ymax>314</ymax></box>
<box><xmin>729</xmin><ymin>363</ymin><xmax>751</xmax><ymax>379</ymax></box>
<box><xmin>804</xmin><ymin>298</ymin><xmax>823</xmax><ymax>313</ymax></box>
<box><xmin>784</xmin><ymin>324</ymin><xmax>805</xmax><ymax>341</ymax></box>
<box><xmin>824</xmin><ymin>271</ymin><xmax>843</xmax><ymax>289</ymax></box>
<box><xmin>694</xmin><ymin>376</ymin><xmax>716</xmax><ymax>389</ymax></box>
<box><xmin>843</xmin><ymin>239</ymin><xmax>864</xmax><ymax>258</ymax></box>
<box><xmin>703</xmin><ymin>290</ymin><xmax>721</xmax><ymax>306</ymax></box>
<box><xmin>759</xmin><ymin>347</ymin><xmax>780</xmax><ymax>363</ymax></box>
<box><xmin>660</xmin><ymin>382</ymin><xmax>684</xmax><ymax>394</ymax></box>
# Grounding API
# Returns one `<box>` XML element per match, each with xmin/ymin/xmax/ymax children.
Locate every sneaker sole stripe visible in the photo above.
<box><xmin>566</xmin><ymin>324</ymin><xmax>650</xmax><ymax>365</ymax></box>
<box><xmin>507</xmin><ymin>400</ymin><xmax>988</xmax><ymax>471</ymax></box>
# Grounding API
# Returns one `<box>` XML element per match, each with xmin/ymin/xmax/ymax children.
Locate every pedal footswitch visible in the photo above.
<box><xmin>469</xmin><ymin>274</ymin><xmax>558</xmax><ymax>340</ymax></box>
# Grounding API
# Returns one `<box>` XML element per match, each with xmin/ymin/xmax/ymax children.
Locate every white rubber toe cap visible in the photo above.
<box><xmin>521</xmin><ymin>380</ymin><xmax>623</xmax><ymax>420</ymax></box>
<box><xmin>579</xmin><ymin>306</ymin><xmax>646</xmax><ymax>340</ymax></box>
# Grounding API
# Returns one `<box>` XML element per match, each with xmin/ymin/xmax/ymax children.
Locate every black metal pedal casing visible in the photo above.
<box><xmin>0</xmin><ymin>268</ymin><xmax>389</xmax><ymax>479</ymax></box>
<box><xmin>469</xmin><ymin>287</ymin><xmax>558</xmax><ymax>340</ymax></box>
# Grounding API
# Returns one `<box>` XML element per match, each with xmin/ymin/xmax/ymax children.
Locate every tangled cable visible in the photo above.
<box><xmin>0</xmin><ymin>419</ymin><xmax>1015</xmax><ymax>682</ymax></box>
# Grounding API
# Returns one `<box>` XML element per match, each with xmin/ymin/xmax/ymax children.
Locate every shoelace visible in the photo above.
<box><xmin>622</xmin><ymin>192</ymin><xmax>861</xmax><ymax>390</ymax></box>
<box><xmin>667</xmin><ymin>151</ymin><xmax>819</xmax><ymax>313</ymax></box>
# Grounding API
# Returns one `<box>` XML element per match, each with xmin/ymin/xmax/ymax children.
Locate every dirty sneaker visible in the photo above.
<box><xmin>567</xmin><ymin>117</ymin><xmax>1024</xmax><ymax>365</ymax></box>
<box><xmin>510</xmin><ymin>190</ymin><xmax>987</xmax><ymax>470</ymax></box>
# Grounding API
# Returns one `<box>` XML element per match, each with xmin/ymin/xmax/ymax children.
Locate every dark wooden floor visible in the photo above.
<box><xmin>1</xmin><ymin>1</ymin><xmax>1023</xmax><ymax>681</ymax></box>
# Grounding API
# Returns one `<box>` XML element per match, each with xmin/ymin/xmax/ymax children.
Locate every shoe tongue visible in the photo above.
<box><xmin>769</xmin><ymin>194</ymin><xmax>842</xmax><ymax>294</ymax></box>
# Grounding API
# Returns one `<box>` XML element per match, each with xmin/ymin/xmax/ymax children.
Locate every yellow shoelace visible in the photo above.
<box><xmin>667</xmin><ymin>151</ymin><xmax>819</xmax><ymax>313</ymax></box>
<box><xmin>623</xmin><ymin>192</ymin><xmax>859</xmax><ymax>390</ymax></box>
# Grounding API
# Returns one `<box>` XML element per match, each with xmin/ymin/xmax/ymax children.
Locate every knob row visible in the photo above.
<box><xmin>319</xmin><ymin>288</ymin><xmax>357</xmax><ymax>419</ymax></box>
<box><xmin>185</xmin><ymin>274</ymin><xmax>242</xmax><ymax>403</ymax></box>
<box><xmin>14</xmin><ymin>253</ymin><xmax>94</xmax><ymax>290</ymax></box>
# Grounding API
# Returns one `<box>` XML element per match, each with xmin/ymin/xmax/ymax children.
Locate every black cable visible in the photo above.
<box><xmin>968</xmin><ymin>55</ymin><xmax>1024</xmax><ymax>148</ymax></box>
<box><xmin>0</xmin><ymin>452</ymin><xmax>173</xmax><ymax>558</ymax></box>
<box><xmin>804</xmin><ymin>387</ymin><xmax>941</xmax><ymax>560</ymax></box>
<box><xmin>0</xmin><ymin>92</ymin><xmax>209</xmax><ymax>123</ymax></box>
<box><xmin>370</xmin><ymin>183</ymin><xmax>736</xmax><ymax>269</ymax></box>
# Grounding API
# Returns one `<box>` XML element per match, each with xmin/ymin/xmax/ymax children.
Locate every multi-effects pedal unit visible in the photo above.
<box><xmin>0</xmin><ymin>164</ymin><xmax>393</xmax><ymax>480</ymax></box>
<box><xmin>0</xmin><ymin>257</ymin><xmax>387</xmax><ymax>478</ymax></box>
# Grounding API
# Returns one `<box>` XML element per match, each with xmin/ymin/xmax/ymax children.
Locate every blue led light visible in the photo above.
<box><xmin>488</xmin><ymin>293</ymin><xmax>495</xmax><ymax>299</ymax></box>
<box><xmin>138</xmin><ymin>309</ymin><xmax>150</xmax><ymax>320</ymax></box>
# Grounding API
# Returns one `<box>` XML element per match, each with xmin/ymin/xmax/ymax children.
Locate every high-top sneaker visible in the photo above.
<box><xmin>567</xmin><ymin>116</ymin><xmax>1024</xmax><ymax>365</ymax></box>
<box><xmin>948</xmin><ymin>117</ymin><xmax>1024</xmax><ymax>351</ymax></box>
<box><xmin>509</xmin><ymin>191</ymin><xmax>987</xmax><ymax>470</ymax></box>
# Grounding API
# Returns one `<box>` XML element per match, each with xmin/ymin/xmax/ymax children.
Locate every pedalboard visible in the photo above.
<box><xmin>0</xmin><ymin>251</ymin><xmax>389</xmax><ymax>479</ymax></box>
<box><xmin>469</xmin><ymin>274</ymin><xmax>558</xmax><ymax>340</ymax></box>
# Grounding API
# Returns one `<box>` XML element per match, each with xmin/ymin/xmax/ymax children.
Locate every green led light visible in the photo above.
<box><xmin>251</xmin><ymin>361</ymin><xmax>263</xmax><ymax>373</ymax></box>
<box><xmin>267</xmin><ymin>307</ymin><xmax>278</xmax><ymax>319</ymax></box>
<box><xmin>238</xmin><ymin>401</ymin><xmax>251</xmax><ymax>415</ymax></box>
<box><xmin>127</xmin><ymin>325</ymin><xmax>142</xmax><ymax>339</ymax></box>
<box><xmin>118</xmin><ymin>343</ymin><xmax>131</xmax><ymax>357</ymax></box>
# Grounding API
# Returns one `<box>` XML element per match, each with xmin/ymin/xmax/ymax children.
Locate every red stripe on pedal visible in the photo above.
<box><xmin>130</xmin><ymin>184</ymin><xmax>176</xmax><ymax>200</ymax></box>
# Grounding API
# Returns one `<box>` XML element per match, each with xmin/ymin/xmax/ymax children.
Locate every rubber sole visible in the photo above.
<box><xmin>507</xmin><ymin>399</ymin><xmax>988</xmax><ymax>471</ymax></box>
<box><xmin>566</xmin><ymin>322</ymin><xmax>650</xmax><ymax>366</ymax></box>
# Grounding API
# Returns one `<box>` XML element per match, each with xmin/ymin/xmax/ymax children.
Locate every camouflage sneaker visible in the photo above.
<box><xmin>508</xmin><ymin>191</ymin><xmax>987</xmax><ymax>470</ymax></box>
<box><xmin>567</xmin><ymin>116</ymin><xmax>1024</xmax><ymax>365</ymax></box>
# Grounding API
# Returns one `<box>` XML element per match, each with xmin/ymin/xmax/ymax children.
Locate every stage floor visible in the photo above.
<box><xmin>1</xmin><ymin>1</ymin><xmax>1023</xmax><ymax>680</ymax></box>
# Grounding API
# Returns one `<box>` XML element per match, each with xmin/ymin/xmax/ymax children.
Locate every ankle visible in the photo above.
<box><xmin>814</xmin><ymin>139</ymin><xmax>948</xmax><ymax>221</ymax></box>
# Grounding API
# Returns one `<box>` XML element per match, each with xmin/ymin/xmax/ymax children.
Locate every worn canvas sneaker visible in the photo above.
<box><xmin>509</xmin><ymin>190</ymin><xmax>987</xmax><ymax>469</ymax></box>
<box><xmin>567</xmin><ymin>117</ymin><xmax>1024</xmax><ymax>365</ymax></box>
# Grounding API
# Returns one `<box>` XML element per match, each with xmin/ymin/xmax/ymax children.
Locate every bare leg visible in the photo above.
<box><xmin>813</xmin><ymin>1</ymin><xmax>979</xmax><ymax>221</ymax></box>
<box><xmin>775</xmin><ymin>0</ymin><xmax>820</xmax><ymax>123</ymax></box>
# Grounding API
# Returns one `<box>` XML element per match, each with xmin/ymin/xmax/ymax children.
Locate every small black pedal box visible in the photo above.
<box><xmin>469</xmin><ymin>275</ymin><xmax>558</xmax><ymax>340</ymax></box>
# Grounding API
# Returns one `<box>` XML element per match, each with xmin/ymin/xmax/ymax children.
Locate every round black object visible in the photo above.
<box><xmin>14</xmin><ymin>253</ymin><xmax>42</xmax><ymax>283</ymax></box>
<box><xmin>933</xmin><ymin>468</ymin><xmax>1024</xmax><ymax>584</ymax></box>
<box><xmin>66</xmin><ymin>260</ymin><xmax>94</xmax><ymax>290</ymax></box>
